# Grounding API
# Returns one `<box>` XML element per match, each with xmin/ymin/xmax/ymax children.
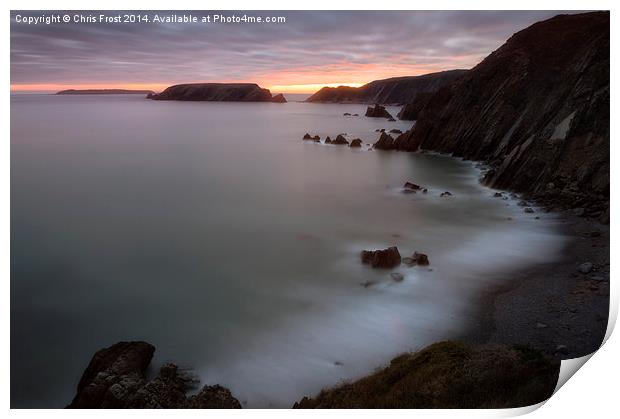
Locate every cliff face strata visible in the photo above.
<box><xmin>67</xmin><ymin>341</ymin><xmax>241</xmax><ymax>409</ymax></box>
<box><xmin>148</xmin><ymin>83</ymin><xmax>286</xmax><ymax>102</ymax></box>
<box><xmin>398</xmin><ymin>12</ymin><xmax>609</xmax><ymax>215</ymax></box>
<box><xmin>306</xmin><ymin>70</ymin><xmax>467</xmax><ymax>104</ymax></box>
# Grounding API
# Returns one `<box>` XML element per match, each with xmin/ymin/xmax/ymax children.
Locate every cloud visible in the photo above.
<box><xmin>10</xmin><ymin>10</ymin><xmax>570</xmax><ymax>91</ymax></box>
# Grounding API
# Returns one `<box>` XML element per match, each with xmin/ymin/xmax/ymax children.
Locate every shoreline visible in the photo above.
<box><xmin>461</xmin><ymin>210</ymin><xmax>609</xmax><ymax>359</ymax></box>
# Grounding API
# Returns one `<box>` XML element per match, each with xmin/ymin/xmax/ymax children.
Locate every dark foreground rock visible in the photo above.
<box><xmin>294</xmin><ymin>341</ymin><xmax>559</xmax><ymax>408</ymax></box>
<box><xmin>67</xmin><ymin>341</ymin><xmax>241</xmax><ymax>409</ymax></box>
<box><xmin>147</xmin><ymin>83</ymin><xmax>286</xmax><ymax>103</ymax></box>
<box><xmin>373</xmin><ymin>132</ymin><xmax>394</xmax><ymax>150</ymax></box>
<box><xmin>365</xmin><ymin>104</ymin><xmax>393</xmax><ymax>119</ymax></box>
<box><xmin>361</xmin><ymin>246</ymin><xmax>401</xmax><ymax>268</ymax></box>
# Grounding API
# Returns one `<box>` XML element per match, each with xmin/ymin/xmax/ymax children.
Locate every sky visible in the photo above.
<box><xmin>11</xmin><ymin>10</ymin><xmax>569</xmax><ymax>94</ymax></box>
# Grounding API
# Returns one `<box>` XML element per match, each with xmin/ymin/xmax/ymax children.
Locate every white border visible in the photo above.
<box><xmin>3</xmin><ymin>1</ymin><xmax>617</xmax><ymax>418</ymax></box>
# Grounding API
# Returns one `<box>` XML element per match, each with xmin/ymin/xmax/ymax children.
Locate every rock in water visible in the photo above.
<box><xmin>404</xmin><ymin>182</ymin><xmax>422</xmax><ymax>190</ymax></box>
<box><xmin>332</xmin><ymin>135</ymin><xmax>349</xmax><ymax>145</ymax></box>
<box><xmin>303</xmin><ymin>133</ymin><xmax>312</xmax><ymax>140</ymax></box>
<box><xmin>325</xmin><ymin>136</ymin><xmax>332</xmax><ymax>144</ymax></box>
<box><xmin>67</xmin><ymin>341</ymin><xmax>241</xmax><ymax>409</ymax></box>
<box><xmin>349</xmin><ymin>139</ymin><xmax>362</xmax><ymax>147</ymax></box>
<box><xmin>361</xmin><ymin>247</ymin><xmax>402</xmax><ymax>269</ymax></box>
<box><xmin>412</xmin><ymin>252</ymin><xmax>430</xmax><ymax>266</ymax></box>
<box><xmin>365</xmin><ymin>104</ymin><xmax>393</xmax><ymax>119</ymax></box>
<box><xmin>390</xmin><ymin>273</ymin><xmax>405</xmax><ymax>282</ymax></box>
<box><xmin>271</xmin><ymin>93</ymin><xmax>287</xmax><ymax>103</ymax></box>
<box><xmin>440</xmin><ymin>191</ymin><xmax>453</xmax><ymax>197</ymax></box>
<box><xmin>373</xmin><ymin>132</ymin><xmax>395</xmax><ymax>150</ymax></box>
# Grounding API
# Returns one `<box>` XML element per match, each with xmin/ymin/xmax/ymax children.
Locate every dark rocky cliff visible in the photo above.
<box><xmin>393</xmin><ymin>12</ymin><xmax>609</xmax><ymax>217</ymax></box>
<box><xmin>306</xmin><ymin>70</ymin><xmax>467</xmax><ymax>104</ymax></box>
<box><xmin>148</xmin><ymin>83</ymin><xmax>286</xmax><ymax>102</ymax></box>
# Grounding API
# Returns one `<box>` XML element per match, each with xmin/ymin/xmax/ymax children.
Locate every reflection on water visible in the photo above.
<box><xmin>11</xmin><ymin>94</ymin><xmax>565</xmax><ymax>407</ymax></box>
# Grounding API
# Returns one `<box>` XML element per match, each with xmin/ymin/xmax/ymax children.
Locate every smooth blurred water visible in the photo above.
<box><xmin>11</xmin><ymin>94</ymin><xmax>565</xmax><ymax>408</ymax></box>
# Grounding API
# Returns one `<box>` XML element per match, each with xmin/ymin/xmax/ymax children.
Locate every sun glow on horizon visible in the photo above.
<box><xmin>10</xmin><ymin>81</ymin><xmax>367</xmax><ymax>95</ymax></box>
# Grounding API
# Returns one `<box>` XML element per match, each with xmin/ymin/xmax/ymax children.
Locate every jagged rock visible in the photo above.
<box><xmin>325</xmin><ymin>136</ymin><xmax>332</xmax><ymax>144</ymax></box>
<box><xmin>374</xmin><ymin>132</ymin><xmax>395</xmax><ymax>150</ymax></box>
<box><xmin>67</xmin><ymin>342</ymin><xmax>241</xmax><ymax>409</ymax></box>
<box><xmin>312</xmin><ymin>135</ymin><xmax>320</xmax><ymax>141</ymax></box>
<box><xmin>365</xmin><ymin>104</ymin><xmax>393</xmax><ymax>119</ymax></box>
<box><xmin>349</xmin><ymin>139</ymin><xmax>362</xmax><ymax>147</ymax></box>
<box><xmin>303</xmin><ymin>133</ymin><xmax>312</xmax><ymax>140</ymax></box>
<box><xmin>332</xmin><ymin>135</ymin><xmax>349</xmax><ymax>145</ymax></box>
<box><xmin>361</xmin><ymin>247</ymin><xmax>402</xmax><ymax>269</ymax></box>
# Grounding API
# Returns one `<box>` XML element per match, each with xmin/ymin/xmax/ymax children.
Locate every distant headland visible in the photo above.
<box><xmin>146</xmin><ymin>83</ymin><xmax>286</xmax><ymax>103</ymax></box>
<box><xmin>56</xmin><ymin>89</ymin><xmax>155</xmax><ymax>95</ymax></box>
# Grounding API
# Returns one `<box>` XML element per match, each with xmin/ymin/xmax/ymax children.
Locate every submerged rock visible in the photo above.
<box><xmin>390</xmin><ymin>273</ymin><xmax>404</xmax><ymax>282</ymax></box>
<box><xmin>361</xmin><ymin>246</ymin><xmax>401</xmax><ymax>269</ymax></box>
<box><xmin>67</xmin><ymin>341</ymin><xmax>241</xmax><ymax>409</ymax></box>
<box><xmin>440</xmin><ymin>191</ymin><xmax>453</xmax><ymax>197</ymax></box>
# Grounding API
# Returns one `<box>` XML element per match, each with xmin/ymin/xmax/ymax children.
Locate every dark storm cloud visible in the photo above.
<box><xmin>10</xmin><ymin>10</ymin><xmax>570</xmax><ymax>86</ymax></box>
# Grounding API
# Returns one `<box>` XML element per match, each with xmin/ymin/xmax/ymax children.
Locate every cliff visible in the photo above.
<box><xmin>56</xmin><ymin>89</ymin><xmax>155</xmax><ymax>95</ymax></box>
<box><xmin>147</xmin><ymin>83</ymin><xmax>286</xmax><ymax>102</ymax></box>
<box><xmin>388</xmin><ymin>12</ymin><xmax>610</xmax><ymax>217</ymax></box>
<box><xmin>305</xmin><ymin>70</ymin><xmax>467</xmax><ymax>104</ymax></box>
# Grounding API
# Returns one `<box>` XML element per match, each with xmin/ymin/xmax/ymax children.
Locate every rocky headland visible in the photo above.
<box><xmin>376</xmin><ymin>12</ymin><xmax>610</xmax><ymax>219</ymax></box>
<box><xmin>56</xmin><ymin>89</ymin><xmax>155</xmax><ymax>95</ymax></box>
<box><xmin>305</xmin><ymin>70</ymin><xmax>467</xmax><ymax>104</ymax></box>
<box><xmin>147</xmin><ymin>83</ymin><xmax>286</xmax><ymax>102</ymax></box>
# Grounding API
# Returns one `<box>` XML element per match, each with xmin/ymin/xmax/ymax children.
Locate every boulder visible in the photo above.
<box><xmin>577</xmin><ymin>262</ymin><xmax>594</xmax><ymax>274</ymax></box>
<box><xmin>325</xmin><ymin>136</ymin><xmax>332</xmax><ymax>144</ymax></box>
<box><xmin>412</xmin><ymin>252</ymin><xmax>430</xmax><ymax>266</ymax></box>
<box><xmin>361</xmin><ymin>247</ymin><xmax>402</xmax><ymax>269</ymax></box>
<box><xmin>67</xmin><ymin>341</ymin><xmax>241</xmax><ymax>409</ymax></box>
<box><xmin>440</xmin><ymin>191</ymin><xmax>453</xmax><ymax>197</ymax></box>
<box><xmin>349</xmin><ymin>139</ymin><xmax>362</xmax><ymax>147</ymax></box>
<box><xmin>524</xmin><ymin>207</ymin><xmax>535</xmax><ymax>213</ymax></box>
<box><xmin>373</xmin><ymin>132</ymin><xmax>395</xmax><ymax>150</ymax></box>
<box><xmin>343</xmin><ymin>113</ymin><xmax>351</xmax><ymax>116</ymax></box>
<box><xmin>365</xmin><ymin>104</ymin><xmax>393</xmax><ymax>119</ymax></box>
<box><xmin>389</xmin><ymin>129</ymin><xmax>403</xmax><ymax>134</ymax></box>
<box><xmin>332</xmin><ymin>135</ymin><xmax>349</xmax><ymax>145</ymax></box>
<box><xmin>303</xmin><ymin>133</ymin><xmax>312</xmax><ymax>140</ymax></box>
<box><xmin>390</xmin><ymin>273</ymin><xmax>405</xmax><ymax>282</ymax></box>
